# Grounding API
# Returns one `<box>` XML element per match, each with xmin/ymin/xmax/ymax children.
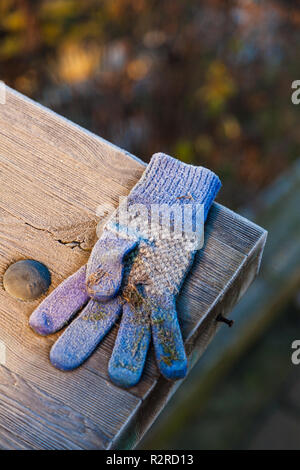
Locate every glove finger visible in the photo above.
<box><xmin>86</xmin><ymin>237</ymin><xmax>137</xmax><ymax>301</ymax></box>
<box><xmin>108</xmin><ymin>298</ymin><xmax>151</xmax><ymax>388</ymax></box>
<box><xmin>29</xmin><ymin>265</ymin><xmax>89</xmax><ymax>335</ymax></box>
<box><xmin>151</xmin><ymin>294</ymin><xmax>187</xmax><ymax>380</ymax></box>
<box><xmin>50</xmin><ymin>296</ymin><xmax>122</xmax><ymax>371</ymax></box>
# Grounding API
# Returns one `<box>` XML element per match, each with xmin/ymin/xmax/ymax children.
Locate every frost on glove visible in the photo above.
<box><xmin>30</xmin><ymin>153</ymin><xmax>221</xmax><ymax>388</ymax></box>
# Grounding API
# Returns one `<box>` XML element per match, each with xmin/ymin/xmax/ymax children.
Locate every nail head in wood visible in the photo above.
<box><xmin>3</xmin><ymin>260</ymin><xmax>51</xmax><ymax>301</ymax></box>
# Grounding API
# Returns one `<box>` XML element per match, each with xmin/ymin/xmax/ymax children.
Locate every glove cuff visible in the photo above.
<box><xmin>129</xmin><ymin>152</ymin><xmax>221</xmax><ymax>220</ymax></box>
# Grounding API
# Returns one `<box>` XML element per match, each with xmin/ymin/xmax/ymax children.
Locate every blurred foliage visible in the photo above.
<box><xmin>1</xmin><ymin>0</ymin><xmax>300</xmax><ymax>207</ymax></box>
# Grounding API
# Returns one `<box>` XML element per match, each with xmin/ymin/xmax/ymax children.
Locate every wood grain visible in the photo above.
<box><xmin>0</xmin><ymin>86</ymin><xmax>267</xmax><ymax>449</ymax></box>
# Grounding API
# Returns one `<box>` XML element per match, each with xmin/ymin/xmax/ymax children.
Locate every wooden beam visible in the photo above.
<box><xmin>0</xmin><ymin>86</ymin><xmax>267</xmax><ymax>449</ymax></box>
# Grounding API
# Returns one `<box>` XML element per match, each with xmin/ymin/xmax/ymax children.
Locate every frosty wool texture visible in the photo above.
<box><xmin>29</xmin><ymin>153</ymin><xmax>221</xmax><ymax>388</ymax></box>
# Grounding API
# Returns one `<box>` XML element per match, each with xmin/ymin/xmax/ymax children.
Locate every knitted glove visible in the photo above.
<box><xmin>30</xmin><ymin>153</ymin><xmax>221</xmax><ymax>388</ymax></box>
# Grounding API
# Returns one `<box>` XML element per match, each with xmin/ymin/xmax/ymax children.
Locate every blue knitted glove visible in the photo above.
<box><xmin>30</xmin><ymin>153</ymin><xmax>221</xmax><ymax>388</ymax></box>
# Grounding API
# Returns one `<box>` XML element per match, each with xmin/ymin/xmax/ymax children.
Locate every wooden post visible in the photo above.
<box><xmin>0</xmin><ymin>86</ymin><xmax>267</xmax><ymax>449</ymax></box>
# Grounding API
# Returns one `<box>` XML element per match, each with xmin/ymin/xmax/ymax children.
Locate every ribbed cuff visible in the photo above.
<box><xmin>129</xmin><ymin>153</ymin><xmax>221</xmax><ymax>220</ymax></box>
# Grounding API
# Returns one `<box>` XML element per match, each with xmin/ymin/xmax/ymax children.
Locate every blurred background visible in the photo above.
<box><xmin>0</xmin><ymin>0</ymin><xmax>299</xmax><ymax>449</ymax></box>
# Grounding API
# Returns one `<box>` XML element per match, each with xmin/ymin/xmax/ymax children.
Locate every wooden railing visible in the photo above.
<box><xmin>0</xmin><ymin>86</ymin><xmax>266</xmax><ymax>450</ymax></box>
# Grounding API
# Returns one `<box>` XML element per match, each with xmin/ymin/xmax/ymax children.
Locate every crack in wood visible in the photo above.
<box><xmin>24</xmin><ymin>222</ymin><xmax>91</xmax><ymax>252</ymax></box>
